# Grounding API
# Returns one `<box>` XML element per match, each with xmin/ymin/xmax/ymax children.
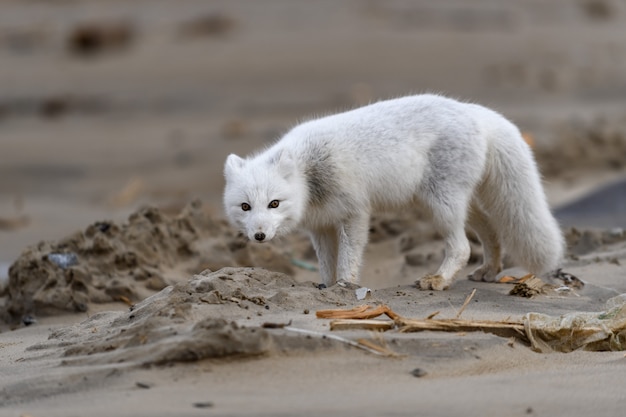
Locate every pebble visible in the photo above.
<box><xmin>22</xmin><ymin>315</ymin><xmax>37</xmax><ymax>326</ymax></box>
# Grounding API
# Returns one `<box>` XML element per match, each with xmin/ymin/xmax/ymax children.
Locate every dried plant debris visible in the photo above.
<box><xmin>524</xmin><ymin>294</ymin><xmax>626</xmax><ymax>352</ymax></box>
<box><xmin>509</xmin><ymin>275</ymin><xmax>551</xmax><ymax>298</ymax></box>
<box><xmin>499</xmin><ymin>271</ymin><xmax>583</xmax><ymax>298</ymax></box>
<box><xmin>317</xmin><ymin>296</ymin><xmax>626</xmax><ymax>353</ymax></box>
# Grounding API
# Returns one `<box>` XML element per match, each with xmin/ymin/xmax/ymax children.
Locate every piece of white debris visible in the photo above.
<box><xmin>355</xmin><ymin>287</ymin><xmax>371</xmax><ymax>300</ymax></box>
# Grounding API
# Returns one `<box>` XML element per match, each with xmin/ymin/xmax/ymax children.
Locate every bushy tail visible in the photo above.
<box><xmin>478</xmin><ymin>123</ymin><xmax>564</xmax><ymax>274</ymax></box>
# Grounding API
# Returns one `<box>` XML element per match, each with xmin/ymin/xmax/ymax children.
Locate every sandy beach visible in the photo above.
<box><xmin>1</xmin><ymin>1</ymin><xmax>626</xmax><ymax>415</ymax></box>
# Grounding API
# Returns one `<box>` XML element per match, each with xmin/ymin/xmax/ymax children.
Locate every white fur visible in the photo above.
<box><xmin>223</xmin><ymin>94</ymin><xmax>564</xmax><ymax>290</ymax></box>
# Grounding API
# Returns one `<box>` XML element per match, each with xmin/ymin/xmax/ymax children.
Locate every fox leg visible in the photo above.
<box><xmin>418</xmin><ymin>195</ymin><xmax>472</xmax><ymax>291</ymax></box>
<box><xmin>336</xmin><ymin>213</ymin><xmax>370</xmax><ymax>285</ymax></box>
<box><xmin>310</xmin><ymin>227</ymin><xmax>339</xmax><ymax>286</ymax></box>
<box><xmin>419</xmin><ymin>230</ymin><xmax>470</xmax><ymax>290</ymax></box>
<box><xmin>467</xmin><ymin>203</ymin><xmax>502</xmax><ymax>282</ymax></box>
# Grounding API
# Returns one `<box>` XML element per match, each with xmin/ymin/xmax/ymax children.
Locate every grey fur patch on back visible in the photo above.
<box><xmin>303</xmin><ymin>141</ymin><xmax>339</xmax><ymax>207</ymax></box>
<box><xmin>419</xmin><ymin>121</ymin><xmax>483</xmax><ymax>211</ymax></box>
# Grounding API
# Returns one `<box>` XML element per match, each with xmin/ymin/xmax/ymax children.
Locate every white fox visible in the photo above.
<box><xmin>223</xmin><ymin>94</ymin><xmax>564</xmax><ymax>290</ymax></box>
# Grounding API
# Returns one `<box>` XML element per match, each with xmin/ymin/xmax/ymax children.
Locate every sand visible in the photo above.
<box><xmin>1</xmin><ymin>0</ymin><xmax>626</xmax><ymax>415</ymax></box>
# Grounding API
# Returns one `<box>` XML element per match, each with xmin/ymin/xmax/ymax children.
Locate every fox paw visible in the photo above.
<box><xmin>416</xmin><ymin>274</ymin><xmax>450</xmax><ymax>291</ymax></box>
<box><xmin>468</xmin><ymin>265</ymin><xmax>500</xmax><ymax>282</ymax></box>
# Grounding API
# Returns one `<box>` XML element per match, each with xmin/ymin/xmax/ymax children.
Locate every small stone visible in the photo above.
<box><xmin>303</xmin><ymin>309</ymin><xmax>310</xmax><ymax>315</ymax></box>
<box><xmin>317</xmin><ymin>283</ymin><xmax>327</xmax><ymax>290</ymax></box>
<box><xmin>410</xmin><ymin>368</ymin><xmax>427</xmax><ymax>378</ymax></box>
<box><xmin>193</xmin><ymin>401</ymin><xmax>214</xmax><ymax>409</ymax></box>
<box><xmin>135</xmin><ymin>381</ymin><xmax>152</xmax><ymax>389</ymax></box>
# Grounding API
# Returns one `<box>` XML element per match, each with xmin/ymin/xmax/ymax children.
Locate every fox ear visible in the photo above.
<box><xmin>273</xmin><ymin>149</ymin><xmax>296</xmax><ymax>179</ymax></box>
<box><xmin>224</xmin><ymin>154</ymin><xmax>245</xmax><ymax>179</ymax></box>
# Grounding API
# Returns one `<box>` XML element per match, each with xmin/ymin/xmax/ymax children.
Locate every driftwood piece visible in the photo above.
<box><xmin>395</xmin><ymin>317</ymin><xmax>528</xmax><ymax>342</ymax></box>
<box><xmin>316</xmin><ymin>304</ymin><xmax>400</xmax><ymax>320</ymax></box>
<box><xmin>329</xmin><ymin>319</ymin><xmax>395</xmax><ymax>331</ymax></box>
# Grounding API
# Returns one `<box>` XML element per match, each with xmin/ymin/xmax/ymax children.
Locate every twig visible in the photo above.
<box><xmin>456</xmin><ymin>288</ymin><xmax>477</xmax><ymax>318</ymax></box>
<box><xmin>426</xmin><ymin>311</ymin><xmax>440</xmax><ymax>319</ymax></box>
<box><xmin>262</xmin><ymin>320</ymin><xmax>292</xmax><ymax>329</ymax></box>
<box><xmin>356</xmin><ymin>338</ymin><xmax>400</xmax><ymax>357</ymax></box>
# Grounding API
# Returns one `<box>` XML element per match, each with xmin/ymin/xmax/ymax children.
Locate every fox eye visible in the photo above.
<box><xmin>268</xmin><ymin>200</ymin><xmax>280</xmax><ymax>209</ymax></box>
<box><xmin>241</xmin><ymin>203</ymin><xmax>251</xmax><ymax>211</ymax></box>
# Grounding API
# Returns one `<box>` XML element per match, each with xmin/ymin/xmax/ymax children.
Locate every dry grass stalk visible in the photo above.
<box><xmin>456</xmin><ymin>288</ymin><xmax>477</xmax><ymax>318</ymax></box>
<box><xmin>284</xmin><ymin>327</ymin><xmax>392</xmax><ymax>356</ymax></box>
<box><xmin>356</xmin><ymin>338</ymin><xmax>400</xmax><ymax>357</ymax></box>
<box><xmin>426</xmin><ymin>311</ymin><xmax>440</xmax><ymax>319</ymax></box>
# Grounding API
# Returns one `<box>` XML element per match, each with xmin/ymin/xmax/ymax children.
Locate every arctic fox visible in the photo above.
<box><xmin>223</xmin><ymin>94</ymin><xmax>564</xmax><ymax>290</ymax></box>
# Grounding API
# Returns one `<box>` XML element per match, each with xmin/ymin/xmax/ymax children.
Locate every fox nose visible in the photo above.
<box><xmin>254</xmin><ymin>232</ymin><xmax>266</xmax><ymax>242</ymax></box>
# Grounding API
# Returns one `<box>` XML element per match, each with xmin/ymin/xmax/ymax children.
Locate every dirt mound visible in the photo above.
<box><xmin>4</xmin><ymin>202</ymin><xmax>295</xmax><ymax>323</ymax></box>
<box><xmin>564</xmin><ymin>227</ymin><xmax>626</xmax><ymax>256</ymax></box>
<box><xmin>537</xmin><ymin>118</ymin><xmax>626</xmax><ymax>177</ymax></box>
<box><xmin>27</xmin><ymin>268</ymin><xmax>357</xmax><ymax>366</ymax></box>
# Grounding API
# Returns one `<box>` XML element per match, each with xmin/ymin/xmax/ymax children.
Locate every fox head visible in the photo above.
<box><xmin>223</xmin><ymin>149</ymin><xmax>305</xmax><ymax>242</ymax></box>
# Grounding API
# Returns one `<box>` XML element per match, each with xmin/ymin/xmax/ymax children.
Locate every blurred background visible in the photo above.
<box><xmin>1</xmin><ymin>0</ymin><xmax>626</xmax><ymax>269</ymax></box>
